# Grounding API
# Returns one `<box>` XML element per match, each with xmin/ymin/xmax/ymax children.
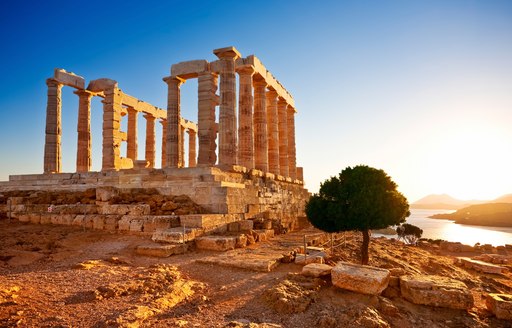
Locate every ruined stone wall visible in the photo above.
<box><xmin>0</xmin><ymin>166</ymin><xmax>309</xmax><ymax>231</ymax></box>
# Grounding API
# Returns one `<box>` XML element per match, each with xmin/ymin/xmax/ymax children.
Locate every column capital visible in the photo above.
<box><xmin>213</xmin><ymin>46</ymin><xmax>241</xmax><ymax>59</ymax></box>
<box><xmin>236</xmin><ymin>65</ymin><xmax>255</xmax><ymax>76</ymax></box>
<box><xmin>163</xmin><ymin>75</ymin><xmax>186</xmax><ymax>86</ymax></box>
<box><xmin>73</xmin><ymin>89</ymin><xmax>93</xmax><ymax>97</ymax></box>
<box><xmin>143</xmin><ymin>113</ymin><xmax>156</xmax><ymax>120</ymax></box>
<box><xmin>46</xmin><ymin>78</ymin><xmax>62</xmax><ymax>88</ymax></box>
<box><xmin>277</xmin><ymin>97</ymin><xmax>288</xmax><ymax>106</ymax></box>
<box><xmin>266</xmin><ymin>89</ymin><xmax>278</xmax><ymax>98</ymax></box>
<box><xmin>253</xmin><ymin>75</ymin><xmax>267</xmax><ymax>88</ymax></box>
<box><xmin>287</xmin><ymin>104</ymin><xmax>298</xmax><ymax>113</ymax></box>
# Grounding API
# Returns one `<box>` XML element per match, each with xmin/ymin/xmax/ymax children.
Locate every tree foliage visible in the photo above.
<box><xmin>305</xmin><ymin>165</ymin><xmax>410</xmax><ymax>264</ymax></box>
<box><xmin>396</xmin><ymin>223</ymin><xmax>423</xmax><ymax>245</ymax></box>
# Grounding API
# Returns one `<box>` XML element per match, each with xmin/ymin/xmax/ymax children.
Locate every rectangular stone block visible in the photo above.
<box><xmin>171</xmin><ymin>60</ymin><xmax>209</xmax><ymax>79</ymax></box>
<box><xmin>54</xmin><ymin>68</ymin><xmax>85</xmax><ymax>89</ymax></box>
<box><xmin>195</xmin><ymin>236</ymin><xmax>236</xmax><ymax>251</ymax></box>
<box><xmin>400</xmin><ymin>275</ymin><xmax>473</xmax><ymax>310</ymax></box>
<box><xmin>332</xmin><ymin>262</ymin><xmax>390</xmax><ymax>295</ymax></box>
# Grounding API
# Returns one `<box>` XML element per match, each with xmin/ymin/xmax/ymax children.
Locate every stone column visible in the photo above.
<box><xmin>253</xmin><ymin>76</ymin><xmax>268</xmax><ymax>172</ymax></box>
<box><xmin>277</xmin><ymin>98</ymin><xmax>289</xmax><ymax>177</ymax></box>
<box><xmin>43</xmin><ymin>78</ymin><xmax>63</xmax><ymax>173</ymax></box>
<box><xmin>287</xmin><ymin>105</ymin><xmax>297</xmax><ymax>180</ymax></box>
<box><xmin>197</xmin><ymin>72</ymin><xmax>218</xmax><ymax>166</ymax></box>
<box><xmin>75</xmin><ymin>89</ymin><xmax>93</xmax><ymax>173</ymax></box>
<box><xmin>188</xmin><ymin>129</ymin><xmax>197</xmax><ymax>167</ymax></box>
<box><xmin>126</xmin><ymin>107</ymin><xmax>138</xmax><ymax>161</ymax></box>
<box><xmin>163</xmin><ymin>76</ymin><xmax>185</xmax><ymax>168</ymax></box>
<box><xmin>144</xmin><ymin>113</ymin><xmax>156</xmax><ymax>168</ymax></box>
<box><xmin>266</xmin><ymin>89</ymin><xmax>279</xmax><ymax>175</ymax></box>
<box><xmin>237</xmin><ymin>66</ymin><xmax>255</xmax><ymax>169</ymax></box>
<box><xmin>160</xmin><ymin>119</ymin><xmax>167</xmax><ymax>167</ymax></box>
<box><xmin>214</xmin><ymin>47</ymin><xmax>241</xmax><ymax>167</ymax></box>
<box><xmin>102</xmin><ymin>86</ymin><xmax>122</xmax><ymax>171</ymax></box>
<box><xmin>179</xmin><ymin>125</ymin><xmax>186</xmax><ymax>167</ymax></box>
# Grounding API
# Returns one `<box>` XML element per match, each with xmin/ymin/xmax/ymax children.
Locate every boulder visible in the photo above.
<box><xmin>331</xmin><ymin>262</ymin><xmax>390</xmax><ymax>295</ymax></box>
<box><xmin>302</xmin><ymin>263</ymin><xmax>332</xmax><ymax>277</ymax></box>
<box><xmin>486</xmin><ymin>293</ymin><xmax>512</xmax><ymax>320</ymax></box>
<box><xmin>457</xmin><ymin>257</ymin><xmax>507</xmax><ymax>274</ymax></box>
<box><xmin>400</xmin><ymin>275</ymin><xmax>473</xmax><ymax>310</ymax></box>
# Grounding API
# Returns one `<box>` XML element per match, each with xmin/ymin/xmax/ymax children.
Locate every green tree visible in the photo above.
<box><xmin>305</xmin><ymin>165</ymin><xmax>410</xmax><ymax>265</ymax></box>
<box><xmin>396</xmin><ymin>223</ymin><xmax>423</xmax><ymax>245</ymax></box>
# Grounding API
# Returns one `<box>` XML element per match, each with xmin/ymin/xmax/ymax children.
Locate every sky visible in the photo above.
<box><xmin>1</xmin><ymin>0</ymin><xmax>511</xmax><ymax>203</ymax></box>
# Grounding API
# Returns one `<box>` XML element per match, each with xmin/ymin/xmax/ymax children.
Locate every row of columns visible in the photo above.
<box><xmin>43</xmin><ymin>80</ymin><xmax>198</xmax><ymax>173</ymax></box>
<box><xmin>164</xmin><ymin>50</ymin><xmax>298</xmax><ymax>180</ymax></box>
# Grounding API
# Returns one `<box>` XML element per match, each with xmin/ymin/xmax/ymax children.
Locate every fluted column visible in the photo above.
<box><xmin>253</xmin><ymin>77</ymin><xmax>268</xmax><ymax>172</ymax></box>
<box><xmin>287</xmin><ymin>105</ymin><xmax>297</xmax><ymax>180</ymax></box>
<box><xmin>277</xmin><ymin>98</ymin><xmax>289</xmax><ymax>177</ymax></box>
<box><xmin>43</xmin><ymin>79</ymin><xmax>63</xmax><ymax>173</ymax></box>
<box><xmin>102</xmin><ymin>86</ymin><xmax>122</xmax><ymax>171</ymax></box>
<box><xmin>127</xmin><ymin>107</ymin><xmax>138</xmax><ymax>161</ymax></box>
<box><xmin>179</xmin><ymin>125</ymin><xmax>186</xmax><ymax>167</ymax></box>
<box><xmin>163</xmin><ymin>76</ymin><xmax>185</xmax><ymax>168</ymax></box>
<box><xmin>237</xmin><ymin>66</ymin><xmax>255</xmax><ymax>169</ymax></box>
<box><xmin>197</xmin><ymin>72</ymin><xmax>218</xmax><ymax>166</ymax></box>
<box><xmin>144</xmin><ymin>113</ymin><xmax>156</xmax><ymax>168</ymax></box>
<box><xmin>214</xmin><ymin>47</ymin><xmax>241</xmax><ymax>167</ymax></box>
<box><xmin>160</xmin><ymin>119</ymin><xmax>167</xmax><ymax>167</ymax></box>
<box><xmin>75</xmin><ymin>89</ymin><xmax>93</xmax><ymax>172</ymax></box>
<box><xmin>188</xmin><ymin>129</ymin><xmax>197</xmax><ymax>167</ymax></box>
<box><xmin>266</xmin><ymin>89</ymin><xmax>279</xmax><ymax>175</ymax></box>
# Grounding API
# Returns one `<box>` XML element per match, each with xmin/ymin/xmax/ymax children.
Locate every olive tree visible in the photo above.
<box><xmin>305</xmin><ymin>165</ymin><xmax>410</xmax><ymax>265</ymax></box>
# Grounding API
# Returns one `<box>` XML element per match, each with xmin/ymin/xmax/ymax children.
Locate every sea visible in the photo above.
<box><xmin>377</xmin><ymin>208</ymin><xmax>512</xmax><ymax>247</ymax></box>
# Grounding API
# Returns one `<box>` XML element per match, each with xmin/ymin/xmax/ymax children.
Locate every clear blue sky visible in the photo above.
<box><xmin>1</xmin><ymin>0</ymin><xmax>511</xmax><ymax>202</ymax></box>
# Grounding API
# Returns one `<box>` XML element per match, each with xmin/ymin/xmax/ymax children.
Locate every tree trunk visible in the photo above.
<box><xmin>361</xmin><ymin>229</ymin><xmax>370</xmax><ymax>265</ymax></box>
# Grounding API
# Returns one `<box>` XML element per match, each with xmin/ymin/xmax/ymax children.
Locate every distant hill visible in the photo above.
<box><xmin>494</xmin><ymin>194</ymin><xmax>512</xmax><ymax>203</ymax></box>
<box><xmin>411</xmin><ymin>194</ymin><xmax>484</xmax><ymax>210</ymax></box>
<box><xmin>430</xmin><ymin>203</ymin><xmax>512</xmax><ymax>227</ymax></box>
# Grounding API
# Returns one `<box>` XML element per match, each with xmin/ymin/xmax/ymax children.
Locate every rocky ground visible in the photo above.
<box><xmin>0</xmin><ymin>218</ymin><xmax>511</xmax><ymax>328</ymax></box>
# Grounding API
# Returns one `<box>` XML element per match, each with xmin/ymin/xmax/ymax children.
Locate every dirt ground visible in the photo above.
<box><xmin>0</xmin><ymin>219</ymin><xmax>511</xmax><ymax>328</ymax></box>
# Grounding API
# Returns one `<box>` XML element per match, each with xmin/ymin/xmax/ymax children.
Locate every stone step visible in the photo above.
<box><xmin>135</xmin><ymin>243</ymin><xmax>188</xmax><ymax>257</ymax></box>
<box><xmin>151</xmin><ymin>227</ymin><xmax>204</xmax><ymax>244</ymax></box>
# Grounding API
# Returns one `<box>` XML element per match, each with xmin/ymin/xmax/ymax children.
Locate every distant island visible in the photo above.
<box><xmin>410</xmin><ymin>193</ymin><xmax>485</xmax><ymax>210</ymax></box>
<box><xmin>430</xmin><ymin>203</ymin><xmax>512</xmax><ymax>228</ymax></box>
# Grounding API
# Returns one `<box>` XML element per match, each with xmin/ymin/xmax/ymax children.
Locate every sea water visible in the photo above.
<box><xmin>379</xmin><ymin>209</ymin><xmax>512</xmax><ymax>246</ymax></box>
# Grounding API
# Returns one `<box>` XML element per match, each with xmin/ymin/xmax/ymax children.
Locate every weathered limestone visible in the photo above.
<box><xmin>195</xmin><ymin>236</ymin><xmax>237</xmax><ymax>251</ymax></box>
<box><xmin>197</xmin><ymin>72</ymin><xmax>218</xmax><ymax>166</ymax></box>
<box><xmin>400</xmin><ymin>275</ymin><xmax>474</xmax><ymax>310</ymax></box>
<box><xmin>53</xmin><ymin>68</ymin><xmax>85</xmax><ymax>89</ymax></box>
<box><xmin>127</xmin><ymin>107</ymin><xmax>138</xmax><ymax>161</ymax></box>
<box><xmin>187</xmin><ymin>129</ymin><xmax>197</xmax><ymax>167</ymax></box>
<box><xmin>331</xmin><ymin>262</ymin><xmax>391</xmax><ymax>295</ymax></box>
<box><xmin>43</xmin><ymin>79</ymin><xmax>62</xmax><ymax>173</ymax></box>
<box><xmin>164</xmin><ymin>76</ymin><xmax>185</xmax><ymax>168</ymax></box>
<box><xmin>214</xmin><ymin>46</ymin><xmax>241</xmax><ymax>167</ymax></box>
<box><xmin>179</xmin><ymin>125</ymin><xmax>186</xmax><ymax>167</ymax></box>
<box><xmin>102</xmin><ymin>85</ymin><xmax>122</xmax><ymax>170</ymax></box>
<box><xmin>457</xmin><ymin>257</ymin><xmax>507</xmax><ymax>274</ymax></box>
<box><xmin>287</xmin><ymin>106</ymin><xmax>297</xmax><ymax>180</ymax></box>
<box><xmin>160</xmin><ymin>119</ymin><xmax>167</xmax><ymax>167</ymax></box>
<box><xmin>277</xmin><ymin>98</ymin><xmax>289</xmax><ymax>177</ymax></box>
<box><xmin>75</xmin><ymin>89</ymin><xmax>92</xmax><ymax>172</ymax></box>
<box><xmin>302</xmin><ymin>263</ymin><xmax>333</xmax><ymax>277</ymax></box>
<box><xmin>266</xmin><ymin>89</ymin><xmax>280</xmax><ymax>175</ymax></box>
<box><xmin>253</xmin><ymin>76</ymin><xmax>268</xmax><ymax>172</ymax></box>
<box><xmin>144</xmin><ymin>114</ymin><xmax>156</xmax><ymax>168</ymax></box>
<box><xmin>486</xmin><ymin>293</ymin><xmax>512</xmax><ymax>320</ymax></box>
<box><xmin>237</xmin><ymin>66</ymin><xmax>255</xmax><ymax>169</ymax></box>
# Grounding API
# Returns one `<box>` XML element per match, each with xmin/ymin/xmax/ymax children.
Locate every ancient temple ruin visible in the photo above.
<box><xmin>0</xmin><ymin>46</ymin><xmax>309</xmax><ymax>235</ymax></box>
